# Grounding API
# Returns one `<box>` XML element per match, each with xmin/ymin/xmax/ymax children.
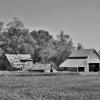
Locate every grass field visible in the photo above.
<box><xmin>0</xmin><ymin>72</ymin><xmax>100</xmax><ymax>100</ymax></box>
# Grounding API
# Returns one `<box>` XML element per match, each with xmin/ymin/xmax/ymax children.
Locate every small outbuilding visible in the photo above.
<box><xmin>59</xmin><ymin>49</ymin><xmax>100</xmax><ymax>73</ymax></box>
<box><xmin>27</xmin><ymin>63</ymin><xmax>57</xmax><ymax>73</ymax></box>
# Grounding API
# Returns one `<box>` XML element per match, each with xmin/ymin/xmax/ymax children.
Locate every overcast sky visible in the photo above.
<box><xmin>0</xmin><ymin>0</ymin><xmax>100</xmax><ymax>49</ymax></box>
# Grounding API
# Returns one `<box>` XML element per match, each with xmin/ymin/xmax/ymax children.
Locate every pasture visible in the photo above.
<box><xmin>0</xmin><ymin>72</ymin><xmax>100</xmax><ymax>100</ymax></box>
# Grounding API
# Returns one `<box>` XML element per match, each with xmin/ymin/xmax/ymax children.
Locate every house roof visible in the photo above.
<box><xmin>59</xmin><ymin>59</ymin><xmax>87</xmax><ymax>67</ymax></box>
<box><xmin>69</xmin><ymin>49</ymin><xmax>99</xmax><ymax>58</ymax></box>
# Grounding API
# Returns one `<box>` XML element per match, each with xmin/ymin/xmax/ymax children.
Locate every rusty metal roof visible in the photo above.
<box><xmin>5</xmin><ymin>54</ymin><xmax>32</xmax><ymax>68</ymax></box>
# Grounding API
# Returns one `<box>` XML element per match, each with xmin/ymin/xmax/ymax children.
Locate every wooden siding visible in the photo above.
<box><xmin>87</xmin><ymin>51</ymin><xmax>100</xmax><ymax>63</ymax></box>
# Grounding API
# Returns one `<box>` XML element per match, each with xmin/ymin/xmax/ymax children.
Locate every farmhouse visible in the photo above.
<box><xmin>0</xmin><ymin>54</ymin><xmax>33</xmax><ymax>71</ymax></box>
<box><xmin>59</xmin><ymin>49</ymin><xmax>100</xmax><ymax>73</ymax></box>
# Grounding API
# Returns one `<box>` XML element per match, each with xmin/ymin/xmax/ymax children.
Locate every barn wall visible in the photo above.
<box><xmin>87</xmin><ymin>51</ymin><xmax>100</xmax><ymax>72</ymax></box>
<box><xmin>79</xmin><ymin>59</ymin><xmax>89</xmax><ymax>72</ymax></box>
<box><xmin>79</xmin><ymin>60</ymin><xmax>87</xmax><ymax>67</ymax></box>
<box><xmin>87</xmin><ymin>51</ymin><xmax>100</xmax><ymax>63</ymax></box>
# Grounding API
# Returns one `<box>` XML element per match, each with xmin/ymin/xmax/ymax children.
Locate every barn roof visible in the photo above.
<box><xmin>69</xmin><ymin>49</ymin><xmax>100</xmax><ymax>58</ymax></box>
<box><xmin>6</xmin><ymin>54</ymin><xmax>32</xmax><ymax>60</ymax></box>
<box><xmin>5</xmin><ymin>54</ymin><xmax>32</xmax><ymax>68</ymax></box>
<box><xmin>59</xmin><ymin>59</ymin><xmax>87</xmax><ymax>67</ymax></box>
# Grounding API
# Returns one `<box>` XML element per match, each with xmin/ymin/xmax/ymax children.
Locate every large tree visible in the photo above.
<box><xmin>0</xmin><ymin>17</ymin><xmax>36</xmax><ymax>54</ymax></box>
<box><xmin>54</xmin><ymin>31</ymin><xmax>74</xmax><ymax>66</ymax></box>
<box><xmin>30</xmin><ymin>30</ymin><xmax>54</xmax><ymax>63</ymax></box>
<box><xmin>39</xmin><ymin>40</ymin><xmax>57</xmax><ymax>64</ymax></box>
<box><xmin>31</xmin><ymin>30</ymin><xmax>74</xmax><ymax>67</ymax></box>
<box><xmin>30</xmin><ymin>30</ymin><xmax>52</xmax><ymax>46</ymax></box>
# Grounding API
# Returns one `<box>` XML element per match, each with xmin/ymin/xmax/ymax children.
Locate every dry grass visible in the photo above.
<box><xmin>0</xmin><ymin>73</ymin><xmax>100</xmax><ymax>100</ymax></box>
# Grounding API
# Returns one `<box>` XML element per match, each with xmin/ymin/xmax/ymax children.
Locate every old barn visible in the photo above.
<box><xmin>59</xmin><ymin>49</ymin><xmax>100</xmax><ymax>73</ymax></box>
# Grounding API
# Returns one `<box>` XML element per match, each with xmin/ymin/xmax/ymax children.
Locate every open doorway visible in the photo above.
<box><xmin>89</xmin><ymin>63</ymin><xmax>99</xmax><ymax>72</ymax></box>
<box><xmin>78</xmin><ymin>67</ymin><xmax>85</xmax><ymax>72</ymax></box>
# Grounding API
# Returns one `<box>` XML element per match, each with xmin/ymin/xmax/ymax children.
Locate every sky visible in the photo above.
<box><xmin>0</xmin><ymin>0</ymin><xmax>100</xmax><ymax>49</ymax></box>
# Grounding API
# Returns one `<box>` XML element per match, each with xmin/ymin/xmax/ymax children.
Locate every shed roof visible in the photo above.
<box><xmin>29</xmin><ymin>64</ymin><xmax>51</xmax><ymax>70</ymax></box>
<box><xmin>59</xmin><ymin>59</ymin><xmax>87</xmax><ymax>67</ymax></box>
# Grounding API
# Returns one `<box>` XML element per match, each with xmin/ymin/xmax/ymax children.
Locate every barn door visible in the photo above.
<box><xmin>89</xmin><ymin>63</ymin><xmax>99</xmax><ymax>72</ymax></box>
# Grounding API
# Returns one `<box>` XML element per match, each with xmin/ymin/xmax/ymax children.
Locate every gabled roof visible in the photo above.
<box><xmin>69</xmin><ymin>49</ymin><xmax>99</xmax><ymax>58</ymax></box>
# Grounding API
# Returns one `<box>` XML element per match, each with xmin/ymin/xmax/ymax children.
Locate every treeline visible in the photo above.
<box><xmin>0</xmin><ymin>17</ymin><xmax>83</xmax><ymax>67</ymax></box>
